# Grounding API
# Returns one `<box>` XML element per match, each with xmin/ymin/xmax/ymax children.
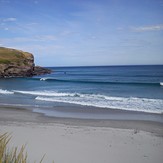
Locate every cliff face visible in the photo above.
<box><xmin>0</xmin><ymin>47</ymin><xmax>51</xmax><ymax>77</ymax></box>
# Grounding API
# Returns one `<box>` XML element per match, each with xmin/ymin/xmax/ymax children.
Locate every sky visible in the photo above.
<box><xmin>0</xmin><ymin>0</ymin><xmax>163</xmax><ymax>67</ymax></box>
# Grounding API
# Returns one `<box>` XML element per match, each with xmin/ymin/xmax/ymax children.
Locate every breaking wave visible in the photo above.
<box><xmin>36</xmin><ymin>77</ymin><xmax>162</xmax><ymax>87</ymax></box>
<box><xmin>30</xmin><ymin>91</ymin><xmax>163</xmax><ymax>114</ymax></box>
<box><xmin>0</xmin><ymin>89</ymin><xmax>14</xmax><ymax>95</ymax></box>
<box><xmin>1</xmin><ymin>89</ymin><xmax>163</xmax><ymax>114</ymax></box>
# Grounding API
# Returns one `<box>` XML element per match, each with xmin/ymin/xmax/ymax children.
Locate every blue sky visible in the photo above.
<box><xmin>0</xmin><ymin>0</ymin><xmax>163</xmax><ymax>66</ymax></box>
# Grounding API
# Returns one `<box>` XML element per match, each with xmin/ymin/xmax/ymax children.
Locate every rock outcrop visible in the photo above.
<box><xmin>33</xmin><ymin>66</ymin><xmax>51</xmax><ymax>76</ymax></box>
<box><xmin>0</xmin><ymin>47</ymin><xmax>51</xmax><ymax>77</ymax></box>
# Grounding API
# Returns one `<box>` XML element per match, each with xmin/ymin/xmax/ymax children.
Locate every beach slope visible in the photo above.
<box><xmin>0</xmin><ymin>107</ymin><xmax>163</xmax><ymax>163</ymax></box>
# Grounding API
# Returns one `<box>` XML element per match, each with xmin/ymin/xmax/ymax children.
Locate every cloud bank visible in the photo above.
<box><xmin>132</xmin><ymin>24</ymin><xmax>163</xmax><ymax>32</ymax></box>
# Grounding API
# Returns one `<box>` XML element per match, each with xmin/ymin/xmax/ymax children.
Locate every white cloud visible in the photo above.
<box><xmin>0</xmin><ymin>35</ymin><xmax>57</xmax><ymax>43</ymax></box>
<box><xmin>2</xmin><ymin>17</ymin><xmax>17</xmax><ymax>22</ymax></box>
<box><xmin>132</xmin><ymin>24</ymin><xmax>163</xmax><ymax>32</ymax></box>
<box><xmin>60</xmin><ymin>30</ymin><xmax>74</xmax><ymax>36</ymax></box>
<box><xmin>4</xmin><ymin>27</ymin><xmax>9</xmax><ymax>30</ymax></box>
<box><xmin>0</xmin><ymin>18</ymin><xmax>17</xmax><ymax>31</ymax></box>
<box><xmin>35</xmin><ymin>35</ymin><xmax>57</xmax><ymax>41</ymax></box>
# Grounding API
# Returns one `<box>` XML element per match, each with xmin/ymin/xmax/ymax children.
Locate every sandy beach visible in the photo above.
<box><xmin>0</xmin><ymin>106</ymin><xmax>163</xmax><ymax>163</ymax></box>
<box><xmin>1</xmin><ymin>0</ymin><xmax>163</xmax><ymax>162</ymax></box>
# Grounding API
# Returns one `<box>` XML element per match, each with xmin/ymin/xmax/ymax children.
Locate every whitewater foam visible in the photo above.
<box><xmin>2</xmin><ymin>89</ymin><xmax>162</xmax><ymax>114</ymax></box>
<box><xmin>13</xmin><ymin>90</ymin><xmax>131</xmax><ymax>101</ymax></box>
<box><xmin>13</xmin><ymin>90</ymin><xmax>78</xmax><ymax>97</ymax></box>
<box><xmin>40</xmin><ymin>78</ymin><xmax>47</xmax><ymax>81</ymax></box>
<box><xmin>40</xmin><ymin>77</ymin><xmax>57</xmax><ymax>81</ymax></box>
<box><xmin>35</xmin><ymin>94</ymin><xmax>163</xmax><ymax>114</ymax></box>
<box><xmin>0</xmin><ymin>89</ymin><xmax>14</xmax><ymax>95</ymax></box>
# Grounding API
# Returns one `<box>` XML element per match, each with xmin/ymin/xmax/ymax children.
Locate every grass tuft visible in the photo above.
<box><xmin>0</xmin><ymin>133</ymin><xmax>50</xmax><ymax>163</ymax></box>
<box><xmin>0</xmin><ymin>133</ymin><xmax>27</xmax><ymax>163</ymax></box>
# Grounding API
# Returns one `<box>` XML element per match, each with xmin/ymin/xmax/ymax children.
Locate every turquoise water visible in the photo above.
<box><xmin>0</xmin><ymin>65</ymin><xmax>163</xmax><ymax>115</ymax></box>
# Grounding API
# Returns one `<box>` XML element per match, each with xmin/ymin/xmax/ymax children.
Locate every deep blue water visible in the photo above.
<box><xmin>0</xmin><ymin>65</ymin><xmax>163</xmax><ymax>114</ymax></box>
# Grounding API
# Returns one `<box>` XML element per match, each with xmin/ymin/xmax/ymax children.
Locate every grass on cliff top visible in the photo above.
<box><xmin>0</xmin><ymin>47</ymin><xmax>33</xmax><ymax>64</ymax></box>
<box><xmin>0</xmin><ymin>133</ymin><xmax>46</xmax><ymax>163</ymax></box>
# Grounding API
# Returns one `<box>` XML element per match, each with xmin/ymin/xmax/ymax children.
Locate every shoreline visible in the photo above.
<box><xmin>0</xmin><ymin>105</ymin><xmax>163</xmax><ymax>136</ymax></box>
<box><xmin>0</xmin><ymin>105</ymin><xmax>163</xmax><ymax>163</ymax></box>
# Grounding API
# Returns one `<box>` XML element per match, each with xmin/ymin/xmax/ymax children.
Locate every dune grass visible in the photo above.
<box><xmin>0</xmin><ymin>133</ymin><xmax>45</xmax><ymax>163</ymax></box>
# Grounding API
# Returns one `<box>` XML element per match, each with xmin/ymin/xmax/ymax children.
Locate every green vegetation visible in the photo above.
<box><xmin>0</xmin><ymin>59</ymin><xmax>11</xmax><ymax>64</ymax></box>
<box><xmin>0</xmin><ymin>133</ymin><xmax>27</xmax><ymax>163</ymax></box>
<box><xmin>0</xmin><ymin>133</ymin><xmax>45</xmax><ymax>163</ymax></box>
<box><xmin>0</xmin><ymin>47</ymin><xmax>33</xmax><ymax>65</ymax></box>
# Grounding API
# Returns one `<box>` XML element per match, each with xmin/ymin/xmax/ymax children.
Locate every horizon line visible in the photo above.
<box><xmin>43</xmin><ymin>64</ymin><xmax>163</xmax><ymax>68</ymax></box>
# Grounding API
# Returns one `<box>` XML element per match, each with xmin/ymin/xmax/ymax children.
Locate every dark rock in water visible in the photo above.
<box><xmin>0</xmin><ymin>47</ymin><xmax>51</xmax><ymax>77</ymax></box>
<box><xmin>33</xmin><ymin>66</ymin><xmax>51</xmax><ymax>76</ymax></box>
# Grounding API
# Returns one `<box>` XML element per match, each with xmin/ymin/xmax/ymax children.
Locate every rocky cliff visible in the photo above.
<box><xmin>0</xmin><ymin>47</ymin><xmax>51</xmax><ymax>77</ymax></box>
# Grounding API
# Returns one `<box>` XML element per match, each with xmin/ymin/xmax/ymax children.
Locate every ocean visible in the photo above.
<box><xmin>0</xmin><ymin>65</ymin><xmax>163</xmax><ymax>120</ymax></box>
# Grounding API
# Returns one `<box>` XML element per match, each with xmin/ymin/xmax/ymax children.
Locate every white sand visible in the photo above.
<box><xmin>0</xmin><ymin>122</ymin><xmax>163</xmax><ymax>163</ymax></box>
<box><xmin>0</xmin><ymin>107</ymin><xmax>163</xmax><ymax>163</ymax></box>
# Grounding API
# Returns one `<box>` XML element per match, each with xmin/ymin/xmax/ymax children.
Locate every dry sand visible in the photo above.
<box><xmin>0</xmin><ymin>106</ymin><xmax>163</xmax><ymax>163</ymax></box>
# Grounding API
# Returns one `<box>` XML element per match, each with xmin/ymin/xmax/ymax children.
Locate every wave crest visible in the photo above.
<box><xmin>2</xmin><ymin>89</ymin><xmax>163</xmax><ymax>114</ymax></box>
<box><xmin>0</xmin><ymin>89</ymin><xmax>14</xmax><ymax>95</ymax></box>
<box><xmin>13</xmin><ymin>90</ymin><xmax>78</xmax><ymax>97</ymax></box>
<box><xmin>35</xmin><ymin>93</ymin><xmax>163</xmax><ymax>114</ymax></box>
<box><xmin>34</xmin><ymin>77</ymin><xmax>162</xmax><ymax>86</ymax></box>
